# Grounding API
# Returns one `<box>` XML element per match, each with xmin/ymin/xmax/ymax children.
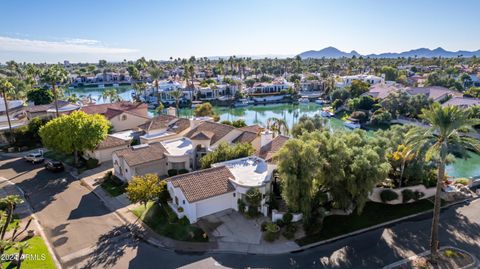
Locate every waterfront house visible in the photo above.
<box><xmin>80</xmin><ymin>102</ymin><xmax>150</xmax><ymax>132</ymax></box>
<box><xmin>246</xmin><ymin>78</ymin><xmax>292</xmax><ymax>103</ymax></box>
<box><xmin>84</xmin><ymin>130</ymin><xmax>133</xmax><ymax>163</ymax></box>
<box><xmin>337</xmin><ymin>75</ymin><xmax>384</xmax><ymax>88</ymax></box>
<box><xmin>405</xmin><ymin>86</ymin><xmax>463</xmax><ymax>102</ymax></box>
<box><xmin>166</xmin><ymin>156</ymin><xmax>273</xmax><ymax>223</ymax></box>
<box><xmin>364</xmin><ymin>83</ymin><xmax>402</xmax><ymax>99</ymax></box>
<box><xmin>139</xmin><ymin>114</ymin><xmax>192</xmax><ymax>144</ymax></box>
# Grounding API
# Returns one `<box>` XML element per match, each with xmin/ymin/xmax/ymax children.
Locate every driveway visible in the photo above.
<box><xmin>199</xmin><ymin>209</ymin><xmax>266</xmax><ymax>244</ymax></box>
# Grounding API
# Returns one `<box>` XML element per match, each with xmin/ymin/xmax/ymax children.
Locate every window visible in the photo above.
<box><xmin>175</xmin><ymin>196</ymin><xmax>179</xmax><ymax>205</ymax></box>
<box><xmin>233</xmin><ymin>193</ymin><xmax>236</xmax><ymax>197</ymax></box>
<box><xmin>125</xmin><ymin>168</ymin><xmax>128</xmax><ymax>173</ymax></box>
<box><xmin>182</xmin><ymin>200</ymin><xmax>185</xmax><ymax>205</ymax></box>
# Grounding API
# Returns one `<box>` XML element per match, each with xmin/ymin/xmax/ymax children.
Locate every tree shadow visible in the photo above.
<box><xmin>68</xmin><ymin>191</ymin><xmax>114</xmax><ymax>220</ymax></box>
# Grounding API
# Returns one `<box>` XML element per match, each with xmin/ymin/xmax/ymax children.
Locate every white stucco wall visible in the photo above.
<box><xmin>110</xmin><ymin>112</ymin><xmax>149</xmax><ymax>132</ymax></box>
<box><xmin>85</xmin><ymin>144</ymin><xmax>129</xmax><ymax>163</ymax></box>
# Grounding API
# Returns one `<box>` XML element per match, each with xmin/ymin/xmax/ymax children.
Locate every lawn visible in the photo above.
<box><xmin>296</xmin><ymin>200</ymin><xmax>434</xmax><ymax>246</ymax></box>
<box><xmin>100</xmin><ymin>178</ymin><xmax>126</xmax><ymax>197</ymax></box>
<box><xmin>1</xmin><ymin>236</ymin><xmax>56</xmax><ymax>269</ymax></box>
<box><xmin>132</xmin><ymin>201</ymin><xmax>208</xmax><ymax>242</ymax></box>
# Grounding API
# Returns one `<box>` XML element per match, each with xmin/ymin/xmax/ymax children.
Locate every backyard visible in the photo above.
<box><xmin>296</xmin><ymin>200</ymin><xmax>434</xmax><ymax>246</ymax></box>
<box><xmin>132</xmin><ymin>201</ymin><xmax>208</xmax><ymax>242</ymax></box>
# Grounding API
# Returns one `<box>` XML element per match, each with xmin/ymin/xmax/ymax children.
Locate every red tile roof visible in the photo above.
<box><xmin>81</xmin><ymin>102</ymin><xmax>149</xmax><ymax>119</ymax></box>
<box><xmin>257</xmin><ymin>135</ymin><xmax>289</xmax><ymax>162</ymax></box>
<box><xmin>114</xmin><ymin>143</ymin><xmax>166</xmax><ymax>166</ymax></box>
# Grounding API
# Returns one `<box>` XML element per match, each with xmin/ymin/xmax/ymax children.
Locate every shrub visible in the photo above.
<box><xmin>380</xmin><ymin>189</ymin><xmax>399</xmax><ymax>203</ymax></box>
<box><xmin>413</xmin><ymin>191</ymin><xmax>425</xmax><ymax>201</ymax></box>
<box><xmin>237</xmin><ymin>199</ymin><xmax>246</xmax><ymax>213</ymax></box>
<box><xmin>86</xmin><ymin>158</ymin><xmax>99</xmax><ymax>169</ymax></box>
<box><xmin>178</xmin><ymin>169</ymin><xmax>189</xmax><ymax>175</ymax></box>
<box><xmin>167</xmin><ymin>169</ymin><xmax>178</xmax><ymax>177</ymax></box>
<box><xmin>282</xmin><ymin>224</ymin><xmax>297</xmax><ymax>240</ymax></box>
<box><xmin>177</xmin><ymin>206</ymin><xmax>184</xmax><ymax>213</ymax></box>
<box><xmin>350</xmin><ymin>111</ymin><xmax>368</xmax><ymax>123</ymax></box>
<box><xmin>261</xmin><ymin>221</ymin><xmax>268</xmax><ymax>232</ymax></box>
<box><xmin>158</xmin><ymin>180</ymin><xmax>170</xmax><ymax>204</ymax></box>
<box><xmin>275</xmin><ymin>219</ymin><xmax>285</xmax><ymax>228</ymax></box>
<box><xmin>454</xmin><ymin>178</ymin><xmax>469</xmax><ymax>186</ymax></box>
<box><xmin>282</xmin><ymin>212</ymin><xmax>293</xmax><ymax>225</ymax></box>
<box><xmin>178</xmin><ymin>216</ymin><xmax>190</xmax><ymax>225</ymax></box>
<box><xmin>165</xmin><ymin>207</ymin><xmax>179</xmax><ymax>223</ymax></box>
<box><xmin>162</xmin><ymin>223</ymin><xmax>177</xmax><ymax>237</ymax></box>
<box><xmin>247</xmin><ymin>206</ymin><xmax>259</xmax><ymax>218</ymax></box>
<box><xmin>401</xmin><ymin>189</ymin><xmax>415</xmax><ymax>203</ymax></box>
<box><xmin>263</xmin><ymin>223</ymin><xmax>280</xmax><ymax>242</ymax></box>
<box><xmin>443</xmin><ymin>249</ymin><xmax>458</xmax><ymax>258</ymax></box>
<box><xmin>103</xmin><ymin>171</ymin><xmax>113</xmax><ymax>181</ymax></box>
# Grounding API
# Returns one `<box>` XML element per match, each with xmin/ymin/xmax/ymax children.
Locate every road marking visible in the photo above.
<box><xmin>60</xmin><ymin>245</ymin><xmax>97</xmax><ymax>263</ymax></box>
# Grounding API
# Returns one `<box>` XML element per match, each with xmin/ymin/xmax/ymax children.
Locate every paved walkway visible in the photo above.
<box><xmin>79</xmin><ymin>167</ymin><xmax>300</xmax><ymax>254</ymax></box>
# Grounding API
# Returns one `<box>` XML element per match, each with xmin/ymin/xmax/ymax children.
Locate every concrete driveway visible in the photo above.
<box><xmin>199</xmin><ymin>209</ymin><xmax>267</xmax><ymax>244</ymax></box>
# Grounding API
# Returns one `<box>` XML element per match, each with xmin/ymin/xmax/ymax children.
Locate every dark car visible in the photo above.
<box><xmin>45</xmin><ymin>160</ymin><xmax>64</xmax><ymax>172</ymax></box>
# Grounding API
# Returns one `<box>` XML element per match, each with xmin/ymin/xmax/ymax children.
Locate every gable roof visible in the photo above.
<box><xmin>167</xmin><ymin>118</ymin><xmax>191</xmax><ymax>134</ymax></box>
<box><xmin>405</xmin><ymin>86</ymin><xmax>463</xmax><ymax>101</ymax></box>
<box><xmin>25</xmin><ymin>100</ymin><xmax>75</xmax><ymax>113</ymax></box>
<box><xmin>139</xmin><ymin>114</ymin><xmax>178</xmax><ymax>131</ymax></box>
<box><xmin>232</xmin><ymin>131</ymin><xmax>258</xmax><ymax>144</ymax></box>
<box><xmin>257</xmin><ymin>135</ymin><xmax>289</xmax><ymax>162</ymax></box>
<box><xmin>114</xmin><ymin>142</ymin><xmax>166</xmax><ymax>166</ymax></box>
<box><xmin>366</xmin><ymin>84</ymin><xmax>401</xmax><ymax>99</ymax></box>
<box><xmin>239</xmin><ymin>124</ymin><xmax>263</xmax><ymax>134</ymax></box>
<box><xmin>168</xmin><ymin>166</ymin><xmax>235</xmax><ymax>203</ymax></box>
<box><xmin>185</xmin><ymin>121</ymin><xmax>235</xmax><ymax>144</ymax></box>
<box><xmin>96</xmin><ymin>135</ymin><xmax>130</xmax><ymax>150</ymax></box>
<box><xmin>81</xmin><ymin>102</ymin><xmax>149</xmax><ymax>119</ymax></box>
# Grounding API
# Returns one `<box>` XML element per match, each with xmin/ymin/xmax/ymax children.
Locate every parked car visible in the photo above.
<box><xmin>45</xmin><ymin>160</ymin><xmax>64</xmax><ymax>172</ymax></box>
<box><xmin>24</xmin><ymin>152</ymin><xmax>44</xmax><ymax>163</ymax></box>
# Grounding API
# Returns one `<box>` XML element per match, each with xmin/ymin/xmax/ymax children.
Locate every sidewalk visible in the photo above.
<box><xmin>0</xmin><ymin>177</ymin><xmax>63</xmax><ymax>269</ymax></box>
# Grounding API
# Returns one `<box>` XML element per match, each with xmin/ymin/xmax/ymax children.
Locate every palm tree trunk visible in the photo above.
<box><xmin>1</xmin><ymin>206</ymin><xmax>13</xmax><ymax>240</ymax></box>
<box><xmin>430</xmin><ymin>160</ymin><xmax>444</xmax><ymax>262</ymax></box>
<box><xmin>52</xmin><ymin>84</ymin><xmax>60</xmax><ymax>118</ymax></box>
<box><xmin>16</xmin><ymin>249</ymin><xmax>23</xmax><ymax>269</ymax></box>
<box><xmin>2</xmin><ymin>90</ymin><xmax>13</xmax><ymax>143</ymax></box>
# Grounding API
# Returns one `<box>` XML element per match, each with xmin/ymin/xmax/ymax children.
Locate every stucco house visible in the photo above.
<box><xmin>166</xmin><ymin>156</ymin><xmax>273</xmax><ymax>223</ymax></box>
<box><xmin>84</xmin><ymin>130</ymin><xmax>134</xmax><ymax>163</ymax></box>
<box><xmin>405</xmin><ymin>86</ymin><xmax>463</xmax><ymax>102</ymax></box>
<box><xmin>80</xmin><ymin>102</ymin><xmax>150</xmax><ymax>132</ymax></box>
<box><xmin>139</xmin><ymin>114</ymin><xmax>192</xmax><ymax>144</ymax></box>
<box><xmin>442</xmin><ymin>96</ymin><xmax>480</xmax><ymax>108</ymax></box>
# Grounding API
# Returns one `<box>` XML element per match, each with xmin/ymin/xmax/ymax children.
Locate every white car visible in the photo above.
<box><xmin>24</xmin><ymin>152</ymin><xmax>44</xmax><ymax>163</ymax></box>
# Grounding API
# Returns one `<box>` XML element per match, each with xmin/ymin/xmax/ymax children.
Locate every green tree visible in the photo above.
<box><xmin>464</xmin><ymin>87</ymin><xmax>480</xmax><ymax>98</ymax></box>
<box><xmin>349</xmin><ymin>80</ymin><xmax>370</xmax><ymax>98</ymax></box>
<box><xmin>169</xmin><ymin>89</ymin><xmax>183</xmax><ymax>117</ymax></box>
<box><xmin>266</xmin><ymin>117</ymin><xmax>289</xmax><ymax>136</ymax></box>
<box><xmin>291</xmin><ymin>114</ymin><xmax>325</xmax><ymax>137</ymax></box>
<box><xmin>200</xmin><ymin>142</ymin><xmax>255</xmax><ymax>169</ymax></box>
<box><xmin>380</xmin><ymin>66</ymin><xmax>398</xmax><ymax>81</ymax></box>
<box><xmin>0</xmin><ymin>195</ymin><xmax>23</xmax><ymax>240</ymax></box>
<box><xmin>406</xmin><ymin>104</ymin><xmax>480</xmax><ymax>262</ymax></box>
<box><xmin>194</xmin><ymin>102</ymin><xmax>215</xmax><ymax>117</ymax></box>
<box><xmin>231</xmin><ymin>119</ymin><xmax>247</xmax><ymax>128</ymax></box>
<box><xmin>0</xmin><ymin>79</ymin><xmax>15</xmax><ymax>140</ymax></box>
<box><xmin>41</xmin><ymin>65</ymin><xmax>68</xmax><ymax>118</ymax></box>
<box><xmin>148</xmin><ymin>66</ymin><xmax>164</xmax><ymax>104</ymax></box>
<box><xmin>276</xmin><ymin>139</ymin><xmax>320</xmax><ymax>221</ymax></box>
<box><xmin>39</xmin><ymin>111</ymin><xmax>110</xmax><ymax>166</ymax></box>
<box><xmin>126</xmin><ymin>174</ymin><xmax>162</xmax><ymax>208</ymax></box>
<box><xmin>101</xmin><ymin>88</ymin><xmax>122</xmax><ymax>103</ymax></box>
<box><xmin>14</xmin><ymin>241</ymin><xmax>29</xmax><ymax>269</ymax></box>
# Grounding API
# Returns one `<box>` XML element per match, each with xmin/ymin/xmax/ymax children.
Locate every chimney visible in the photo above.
<box><xmin>167</xmin><ymin>107</ymin><xmax>176</xmax><ymax>117</ymax></box>
<box><xmin>260</xmin><ymin>130</ymin><xmax>273</xmax><ymax>147</ymax></box>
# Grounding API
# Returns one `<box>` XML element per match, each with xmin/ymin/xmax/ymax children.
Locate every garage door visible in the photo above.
<box><xmin>196</xmin><ymin>193</ymin><xmax>233</xmax><ymax>219</ymax></box>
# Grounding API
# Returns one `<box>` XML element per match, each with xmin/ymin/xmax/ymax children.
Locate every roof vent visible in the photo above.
<box><xmin>132</xmin><ymin>144</ymin><xmax>149</xmax><ymax>150</ymax></box>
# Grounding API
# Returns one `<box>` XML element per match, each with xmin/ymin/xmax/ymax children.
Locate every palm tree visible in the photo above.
<box><xmin>266</xmin><ymin>117</ymin><xmax>289</xmax><ymax>137</ymax></box>
<box><xmin>101</xmin><ymin>89</ymin><xmax>122</xmax><ymax>103</ymax></box>
<box><xmin>0</xmin><ymin>239</ymin><xmax>11</xmax><ymax>268</ymax></box>
<box><xmin>0</xmin><ymin>79</ymin><xmax>15</xmax><ymax>141</ymax></box>
<box><xmin>169</xmin><ymin>89</ymin><xmax>183</xmax><ymax>117</ymax></box>
<box><xmin>0</xmin><ymin>195</ymin><xmax>23</xmax><ymax>240</ymax></box>
<box><xmin>148</xmin><ymin>66</ymin><xmax>163</xmax><ymax>105</ymax></box>
<box><xmin>41</xmin><ymin>65</ymin><xmax>68</xmax><ymax>118</ymax></box>
<box><xmin>133</xmin><ymin>82</ymin><xmax>147</xmax><ymax>102</ymax></box>
<box><xmin>14</xmin><ymin>241</ymin><xmax>29</xmax><ymax>269</ymax></box>
<box><xmin>406</xmin><ymin>104</ymin><xmax>480</xmax><ymax>262</ymax></box>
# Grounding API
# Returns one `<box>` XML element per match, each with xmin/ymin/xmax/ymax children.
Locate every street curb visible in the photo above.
<box><xmin>0</xmin><ymin>178</ymin><xmax>63</xmax><ymax>269</ymax></box>
<box><xmin>297</xmin><ymin>197</ymin><xmax>478</xmax><ymax>252</ymax></box>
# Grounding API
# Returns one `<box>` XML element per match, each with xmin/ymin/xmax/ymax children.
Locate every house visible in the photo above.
<box><xmin>405</xmin><ymin>86</ymin><xmax>463</xmax><ymax>102</ymax></box>
<box><xmin>256</xmin><ymin>134</ymin><xmax>289</xmax><ymax>163</ymax></box>
<box><xmin>80</xmin><ymin>102</ymin><xmax>150</xmax><ymax>132</ymax></box>
<box><xmin>337</xmin><ymin>75</ymin><xmax>384</xmax><ymax>88</ymax></box>
<box><xmin>112</xmin><ymin>143</ymin><xmax>168</xmax><ymax>182</ymax></box>
<box><xmin>167</xmin><ymin>156</ymin><xmax>273</xmax><ymax>223</ymax></box>
<box><xmin>25</xmin><ymin>101</ymin><xmax>80</xmax><ymax>119</ymax></box>
<box><xmin>365</xmin><ymin>84</ymin><xmax>402</xmax><ymax>99</ymax></box>
<box><xmin>139</xmin><ymin>115</ymin><xmax>192</xmax><ymax>144</ymax></box>
<box><xmin>442</xmin><ymin>97</ymin><xmax>480</xmax><ymax>108</ymax></box>
<box><xmin>84</xmin><ymin>130</ymin><xmax>134</xmax><ymax>163</ymax></box>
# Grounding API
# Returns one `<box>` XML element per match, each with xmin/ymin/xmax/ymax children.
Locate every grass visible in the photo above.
<box><xmin>296</xmin><ymin>200</ymin><xmax>434</xmax><ymax>246</ymax></box>
<box><xmin>1</xmin><ymin>236</ymin><xmax>56</xmax><ymax>269</ymax></box>
<box><xmin>100</xmin><ymin>178</ymin><xmax>126</xmax><ymax>197</ymax></box>
<box><xmin>132</xmin><ymin>201</ymin><xmax>208</xmax><ymax>242</ymax></box>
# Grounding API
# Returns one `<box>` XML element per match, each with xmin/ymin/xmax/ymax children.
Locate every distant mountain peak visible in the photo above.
<box><xmin>298</xmin><ymin>46</ymin><xmax>480</xmax><ymax>59</ymax></box>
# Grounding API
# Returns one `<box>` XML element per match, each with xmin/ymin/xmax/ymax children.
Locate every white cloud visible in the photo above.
<box><xmin>0</xmin><ymin>36</ymin><xmax>138</xmax><ymax>54</ymax></box>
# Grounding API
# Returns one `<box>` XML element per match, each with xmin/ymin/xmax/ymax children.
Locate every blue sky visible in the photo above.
<box><xmin>1</xmin><ymin>0</ymin><xmax>479</xmax><ymax>63</ymax></box>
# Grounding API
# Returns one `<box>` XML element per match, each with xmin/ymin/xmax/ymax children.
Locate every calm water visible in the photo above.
<box><xmin>66</xmin><ymin>86</ymin><xmax>479</xmax><ymax>178</ymax></box>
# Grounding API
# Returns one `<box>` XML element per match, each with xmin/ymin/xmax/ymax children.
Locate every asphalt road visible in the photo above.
<box><xmin>1</xmin><ymin>155</ymin><xmax>479</xmax><ymax>269</ymax></box>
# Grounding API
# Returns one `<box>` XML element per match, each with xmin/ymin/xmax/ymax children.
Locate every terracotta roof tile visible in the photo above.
<box><xmin>81</xmin><ymin>102</ymin><xmax>149</xmax><ymax>119</ymax></box>
<box><xmin>96</xmin><ymin>135</ymin><xmax>130</xmax><ymax>150</ymax></box>
<box><xmin>185</xmin><ymin>121</ymin><xmax>235</xmax><ymax>144</ymax></box>
<box><xmin>114</xmin><ymin>143</ymin><xmax>166</xmax><ymax>166</ymax></box>
<box><xmin>239</xmin><ymin>125</ymin><xmax>263</xmax><ymax>134</ymax></box>
<box><xmin>168</xmin><ymin>166</ymin><xmax>235</xmax><ymax>203</ymax></box>
<box><xmin>139</xmin><ymin>114</ymin><xmax>178</xmax><ymax>131</ymax></box>
<box><xmin>257</xmin><ymin>135</ymin><xmax>289</xmax><ymax>162</ymax></box>
<box><xmin>168</xmin><ymin>118</ymin><xmax>191</xmax><ymax>134</ymax></box>
<box><xmin>232</xmin><ymin>131</ymin><xmax>258</xmax><ymax>144</ymax></box>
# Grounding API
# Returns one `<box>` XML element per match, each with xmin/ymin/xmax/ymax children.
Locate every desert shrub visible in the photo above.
<box><xmin>282</xmin><ymin>212</ymin><xmax>293</xmax><ymax>225</ymax></box>
<box><xmin>401</xmin><ymin>189</ymin><xmax>415</xmax><ymax>203</ymax></box>
<box><xmin>282</xmin><ymin>224</ymin><xmax>297</xmax><ymax>240</ymax></box>
<box><xmin>380</xmin><ymin>189</ymin><xmax>399</xmax><ymax>203</ymax></box>
<box><xmin>263</xmin><ymin>223</ymin><xmax>280</xmax><ymax>242</ymax></box>
<box><xmin>178</xmin><ymin>216</ymin><xmax>190</xmax><ymax>225</ymax></box>
<box><xmin>167</xmin><ymin>169</ymin><xmax>178</xmax><ymax>177</ymax></box>
<box><xmin>86</xmin><ymin>158</ymin><xmax>99</xmax><ymax>169</ymax></box>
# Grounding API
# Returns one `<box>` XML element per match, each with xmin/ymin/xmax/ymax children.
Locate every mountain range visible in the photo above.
<box><xmin>298</xmin><ymin>46</ymin><xmax>480</xmax><ymax>59</ymax></box>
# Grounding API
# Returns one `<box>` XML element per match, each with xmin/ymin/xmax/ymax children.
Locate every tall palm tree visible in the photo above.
<box><xmin>266</xmin><ymin>117</ymin><xmax>289</xmax><ymax>137</ymax></box>
<box><xmin>169</xmin><ymin>89</ymin><xmax>183</xmax><ymax>117</ymax></box>
<box><xmin>0</xmin><ymin>195</ymin><xmax>23</xmax><ymax>240</ymax></box>
<box><xmin>101</xmin><ymin>89</ymin><xmax>122</xmax><ymax>103</ymax></box>
<box><xmin>406</xmin><ymin>104</ymin><xmax>480</xmax><ymax>262</ymax></box>
<box><xmin>148</xmin><ymin>66</ymin><xmax>163</xmax><ymax>105</ymax></box>
<box><xmin>41</xmin><ymin>65</ymin><xmax>68</xmax><ymax>118</ymax></box>
<box><xmin>14</xmin><ymin>241</ymin><xmax>29</xmax><ymax>269</ymax></box>
<box><xmin>0</xmin><ymin>79</ymin><xmax>15</xmax><ymax>141</ymax></box>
